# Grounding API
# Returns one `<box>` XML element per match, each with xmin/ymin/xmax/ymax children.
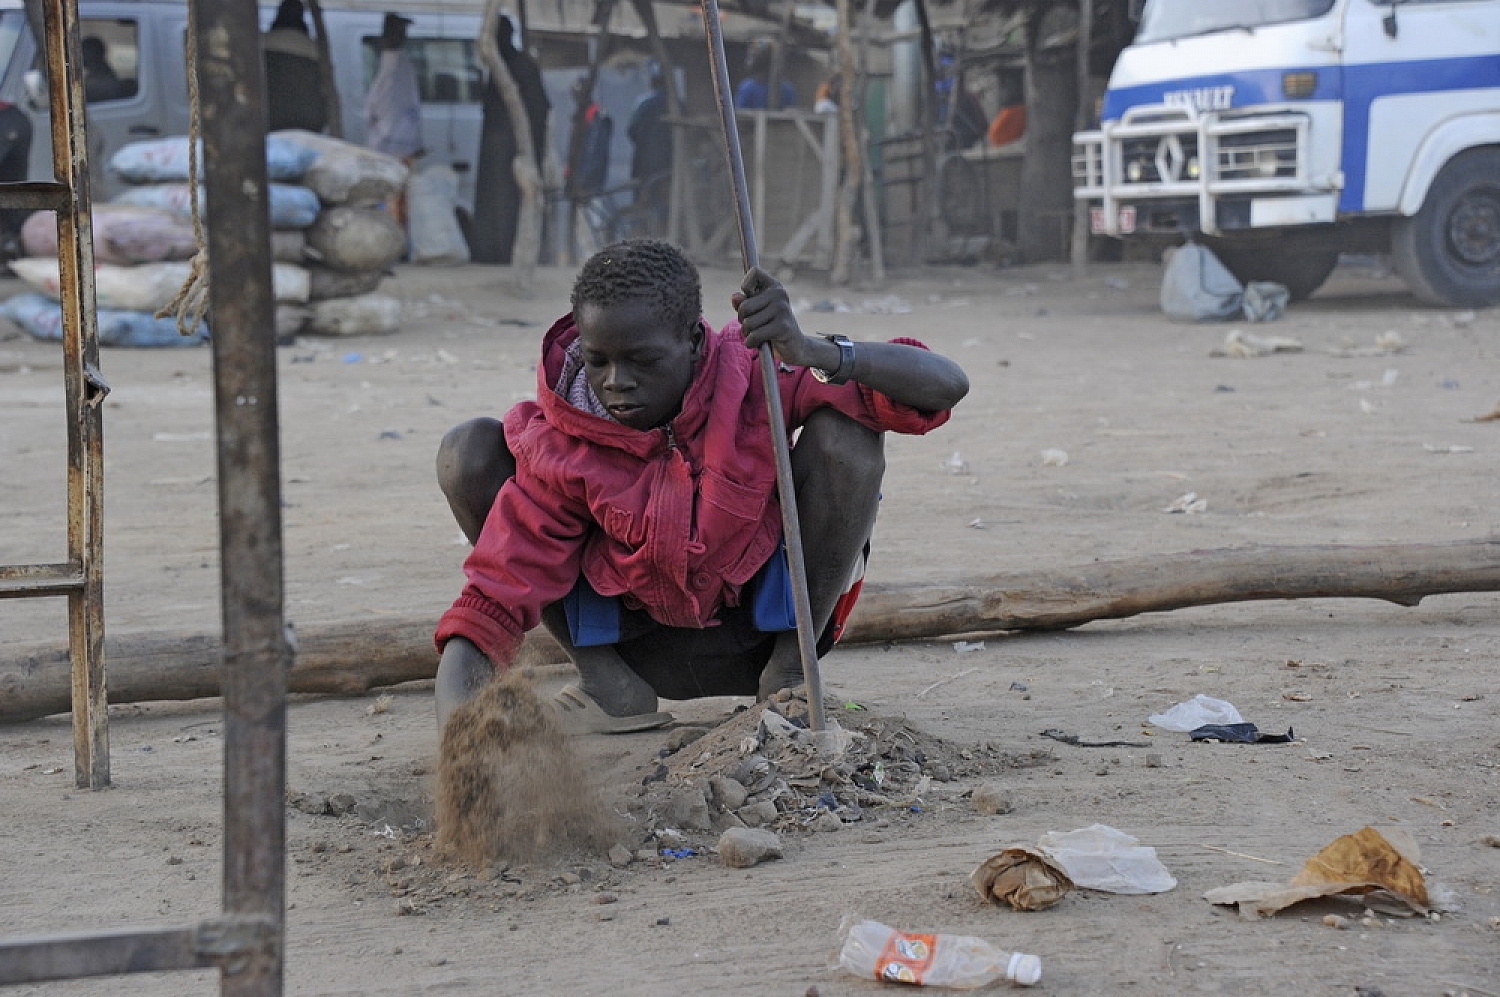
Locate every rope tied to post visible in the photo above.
<box><xmin>154</xmin><ymin>7</ymin><xmax>210</xmax><ymax>338</ymax></box>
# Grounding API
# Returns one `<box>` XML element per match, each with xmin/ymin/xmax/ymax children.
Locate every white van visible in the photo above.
<box><xmin>0</xmin><ymin>0</ymin><xmax>652</xmax><ymax>211</ymax></box>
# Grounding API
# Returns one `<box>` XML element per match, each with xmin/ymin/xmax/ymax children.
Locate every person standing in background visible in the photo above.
<box><xmin>626</xmin><ymin>63</ymin><xmax>672</xmax><ymax>235</ymax></box>
<box><xmin>735</xmin><ymin>40</ymin><xmax>797</xmax><ymax>110</ymax></box>
<box><xmin>471</xmin><ymin>14</ymin><xmax>550</xmax><ymax>264</ymax></box>
<box><xmin>364</xmin><ymin>13</ymin><xmax>422</xmax><ymax>231</ymax></box>
<box><xmin>263</xmin><ymin>0</ymin><xmax>327</xmax><ymax>133</ymax></box>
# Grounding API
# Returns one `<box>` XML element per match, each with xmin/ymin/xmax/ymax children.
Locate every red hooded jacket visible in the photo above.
<box><xmin>434</xmin><ymin>314</ymin><xmax>951</xmax><ymax>667</ymax></box>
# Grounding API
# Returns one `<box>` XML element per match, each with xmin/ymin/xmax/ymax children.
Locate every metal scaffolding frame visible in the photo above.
<box><xmin>0</xmin><ymin>0</ymin><xmax>290</xmax><ymax>991</ymax></box>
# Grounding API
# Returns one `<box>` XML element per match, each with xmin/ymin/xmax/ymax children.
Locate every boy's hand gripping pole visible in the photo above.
<box><xmin>698</xmin><ymin>0</ymin><xmax>828</xmax><ymax>734</ymax></box>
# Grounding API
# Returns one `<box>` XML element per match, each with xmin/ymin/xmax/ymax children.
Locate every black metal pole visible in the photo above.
<box><xmin>699</xmin><ymin>0</ymin><xmax>827</xmax><ymax>732</ymax></box>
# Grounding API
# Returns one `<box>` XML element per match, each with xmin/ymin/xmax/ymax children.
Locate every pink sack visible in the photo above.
<box><xmin>22</xmin><ymin>205</ymin><xmax>199</xmax><ymax>265</ymax></box>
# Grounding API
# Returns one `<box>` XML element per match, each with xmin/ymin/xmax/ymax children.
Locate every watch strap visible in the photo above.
<box><xmin>811</xmin><ymin>334</ymin><xmax>855</xmax><ymax>385</ymax></box>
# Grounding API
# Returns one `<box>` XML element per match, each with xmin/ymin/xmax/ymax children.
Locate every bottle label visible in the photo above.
<box><xmin>874</xmin><ymin>930</ymin><xmax>938</xmax><ymax>984</ymax></box>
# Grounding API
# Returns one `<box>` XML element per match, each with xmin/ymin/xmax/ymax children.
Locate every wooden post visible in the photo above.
<box><xmin>1069</xmin><ymin>0</ymin><xmax>1093</xmax><ymax>275</ymax></box>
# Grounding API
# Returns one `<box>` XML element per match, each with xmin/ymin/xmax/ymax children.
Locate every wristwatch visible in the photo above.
<box><xmin>809</xmin><ymin>334</ymin><xmax>855</xmax><ymax>385</ymax></box>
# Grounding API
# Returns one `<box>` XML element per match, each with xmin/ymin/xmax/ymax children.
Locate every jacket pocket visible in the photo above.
<box><xmin>601</xmin><ymin>505</ymin><xmax>638</xmax><ymax>546</ymax></box>
<box><xmin>699</xmin><ymin>466</ymin><xmax>767</xmax><ymax>522</ymax></box>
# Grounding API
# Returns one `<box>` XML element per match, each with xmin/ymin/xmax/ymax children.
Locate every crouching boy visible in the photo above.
<box><xmin>434</xmin><ymin>239</ymin><xmax>968</xmax><ymax>732</ymax></box>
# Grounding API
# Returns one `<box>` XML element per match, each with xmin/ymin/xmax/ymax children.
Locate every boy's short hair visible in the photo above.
<box><xmin>571</xmin><ymin>239</ymin><xmax>702</xmax><ymax>338</ymax></box>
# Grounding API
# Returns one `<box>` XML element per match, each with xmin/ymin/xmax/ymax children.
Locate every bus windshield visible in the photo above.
<box><xmin>1136</xmin><ymin>0</ymin><xmax>1338</xmax><ymax>44</ymax></box>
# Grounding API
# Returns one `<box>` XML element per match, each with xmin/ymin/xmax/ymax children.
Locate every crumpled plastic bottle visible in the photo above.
<box><xmin>832</xmin><ymin>916</ymin><xmax>1042</xmax><ymax>988</ymax></box>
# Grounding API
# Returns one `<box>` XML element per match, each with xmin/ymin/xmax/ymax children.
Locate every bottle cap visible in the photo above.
<box><xmin>1007</xmin><ymin>952</ymin><xmax>1042</xmax><ymax>986</ymax></box>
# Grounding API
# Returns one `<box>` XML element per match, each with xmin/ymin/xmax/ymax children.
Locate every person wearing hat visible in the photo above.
<box><xmin>262</xmin><ymin>0</ymin><xmax>327</xmax><ymax>133</ymax></box>
<box><xmin>364</xmin><ymin>13</ymin><xmax>422</xmax><ymax>233</ymax></box>
<box><xmin>365</xmin><ymin>13</ymin><xmax>422</xmax><ymax>160</ymax></box>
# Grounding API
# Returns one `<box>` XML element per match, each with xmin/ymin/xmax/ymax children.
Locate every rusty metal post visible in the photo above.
<box><xmin>191</xmin><ymin>0</ymin><xmax>290</xmax><ymax>992</ymax></box>
<box><xmin>40</xmin><ymin>0</ymin><xmax>108</xmax><ymax>789</ymax></box>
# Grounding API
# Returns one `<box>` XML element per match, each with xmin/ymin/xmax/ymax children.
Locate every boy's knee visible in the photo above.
<box><xmin>436</xmin><ymin>417</ymin><xmax>508</xmax><ymax>494</ymax></box>
<box><xmin>798</xmin><ymin>409</ymin><xmax>885</xmax><ymax>484</ymax></box>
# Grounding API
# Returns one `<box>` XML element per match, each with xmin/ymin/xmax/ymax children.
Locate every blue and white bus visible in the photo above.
<box><xmin>1073</xmin><ymin>0</ymin><xmax>1500</xmax><ymax>305</ymax></box>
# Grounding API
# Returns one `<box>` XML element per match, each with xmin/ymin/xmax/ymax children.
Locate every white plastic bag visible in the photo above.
<box><xmin>407</xmin><ymin>166</ymin><xmax>470</xmax><ymax>265</ymax></box>
<box><xmin>1160</xmin><ymin>242</ymin><xmax>1243</xmax><ymax>321</ymax></box>
<box><xmin>1036</xmin><ymin>824</ymin><xmax>1177</xmax><ymax>895</ymax></box>
<box><xmin>1148</xmin><ymin>694</ymin><xmax>1244</xmax><ymax>732</ymax></box>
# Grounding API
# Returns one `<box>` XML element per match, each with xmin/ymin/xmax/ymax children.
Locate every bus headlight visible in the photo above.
<box><xmin>1126</xmin><ymin>160</ymin><xmax>1144</xmax><ymax>182</ymax></box>
<box><xmin>1185</xmin><ymin>157</ymin><xmax>1200</xmax><ymax>179</ymax></box>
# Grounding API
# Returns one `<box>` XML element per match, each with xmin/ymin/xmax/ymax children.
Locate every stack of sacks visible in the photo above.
<box><xmin>105</xmin><ymin>133</ymin><xmax>326</xmax><ymax>339</ymax></box>
<box><xmin>1</xmin><ymin>133</ymin><xmax>411</xmax><ymax>344</ymax></box>
<box><xmin>0</xmin><ymin>135</ymin><xmax>318</xmax><ymax>346</ymax></box>
<box><xmin>1</xmin><ymin>203</ymin><xmax>208</xmax><ymax>346</ymax></box>
<box><xmin>266</xmin><ymin>130</ymin><xmax>411</xmax><ymax>336</ymax></box>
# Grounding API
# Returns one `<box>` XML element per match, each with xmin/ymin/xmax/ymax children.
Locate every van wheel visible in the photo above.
<box><xmin>1210</xmin><ymin>241</ymin><xmax>1339</xmax><ymax>302</ymax></box>
<box><xmin>1392</xmin><ymin>147</ymin><xmax>1500</xmax><ymax>307</ymax></box>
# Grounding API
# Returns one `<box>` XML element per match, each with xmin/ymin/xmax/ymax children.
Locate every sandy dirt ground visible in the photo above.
<box><xmin>2</xmin><ymin>257</ymin><xmax>1499</xmax><ymax>997</ymax></box>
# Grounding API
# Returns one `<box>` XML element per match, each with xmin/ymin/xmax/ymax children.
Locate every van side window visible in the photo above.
<box><xmin>81</xmin><ymin>19</ymin><xmax>138</xmax><ymax>103</ymax></box>
<box><xmin>362</xmin><ymin>37</ymin><xmax>480</xmax><ymax>104</ymax></box>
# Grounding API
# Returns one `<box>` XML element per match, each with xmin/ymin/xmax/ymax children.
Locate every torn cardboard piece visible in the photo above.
<box><xmin>1204</xmin><ymin>826</ymin><xmax>1433</xmax><ymax>920</ymax></box>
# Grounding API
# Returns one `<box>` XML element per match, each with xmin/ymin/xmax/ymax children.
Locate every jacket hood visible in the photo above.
<box><xmin>533</xmin><ymin>312</ymin><xmax>736</xmax><ymax>459</ymax></box>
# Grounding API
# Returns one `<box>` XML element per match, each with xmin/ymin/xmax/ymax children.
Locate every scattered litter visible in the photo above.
<box><xmin>367</xmin><ymin>693</ymin><xmax>394</xmax><ymax>716</ymax></box>
<box><xmin>1204</xmin><ymin>826</ymin><xmax>1444</xmax><ymax>919</ymax></box>
<box><xmin>1332</xmin><ymin>331</ymin><xmax>1407</xmax><ymax>357</ymax></box>
<box><xmin>630</xmin><ymin>692</ymin><xmax>1024</xmax><ymax>846</ymax></box>
<box><xmin>1240</xmin><ymin>281</ymin><xmax>1290</xmax><ymax>323</ymax></box>
<box><xmin>659</xmin><ymin>847</ymin><xmax>697</xmax><ymax>859</ymax></box>
<box><xmin>1423</xmin><ymin>444</ymin><xmax>1474</xmax><ymax>454</ymax></box>
<box><xmin>858</xmin><ymin>295</ymin><xmax>912</xmax><ymax>315</ymax></box>
<box><xmin>1160</xmin><ymin>242</ymin><xmax>1242</xmax><ymax>321</ymax></box>
<box><xmin>943</xmin><ymin>452</ymin><xmax>970</xmax><ymax>475</ymax></box>
<box><xmin>952</xmin><ymin>641</ymin><xmax>985</xmax><ymax>654</ymax></box>
<box><xmin>1040</xmin><ymin>448</ymin><xmax>1069</xmax><ymax>467</ymax></box>
<box><xmin>1163</xmin><ymin>492</ymin><xmax>1207</xmax><ymax>514</ymax></box>
<box><xmin>1451</xmin><ymin>310</ymin><xmax>1477</xmax><ymax>327</ymax></box>
<box><xmin>1149</xmin><ymin>694</ymin><xmax>1244</xmax><ymax>732</ymax></box>
<box><xmin>378</xmin><ymin>429</ymin><xmax>403</xmax><ymax>440</ymax></box>
<box><xmin>917</xmin><ymin>667</ymin><xmax>978</xmax><ymax>698</ymax></box>
<box><xmin>972</xmin><ymin>846</ymin><xmax>1073</xmax><ymax>910</ymax></box>
<box><xmin>1466</xmin><ymin>402</ymin><xmax>1500</xmax><ymax>422</ymax></box>
<box><xmin>1211</xmin><ymin>329</ymin><xmax>1304</xmax><ymax>357</ymax></box>
<box><xmin>1190</xmin><ymin>723</ymin><xmax>1294</xmax><ymax>744</ymax></box>
<box><xmin>1041</xmin><ymin>729</ymin><xmax>1150</xmax><ymax>748</ymax></box>
<box><xmin>342</xmin><ymin>352</ymin><xmax>362</xmax><ymax>364</ymax></box>
<box><xmin>966</xmin><ymin>518</ymin><xmax>987</xmax><ymax>529</ymax></box>
<box><xmin>832</xmin><ymin>917</ymin><xmax>1042</xmax><ymax>987</ymax></box>
<box><xmin>1360</xmin><ymin>397</ymin><xmax>1378</xmax><ymax>414</ymax></box>
<box><xmin>1035</xmin><ymin>824</ymin><xmax>1177</xmax><ymax>894</ymax></box>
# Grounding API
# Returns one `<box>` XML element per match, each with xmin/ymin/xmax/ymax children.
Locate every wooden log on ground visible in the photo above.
<box><xmin>3</xmin><ymin>539</ymin><xmax>1498</xmax><ymax>723</ymax></box>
